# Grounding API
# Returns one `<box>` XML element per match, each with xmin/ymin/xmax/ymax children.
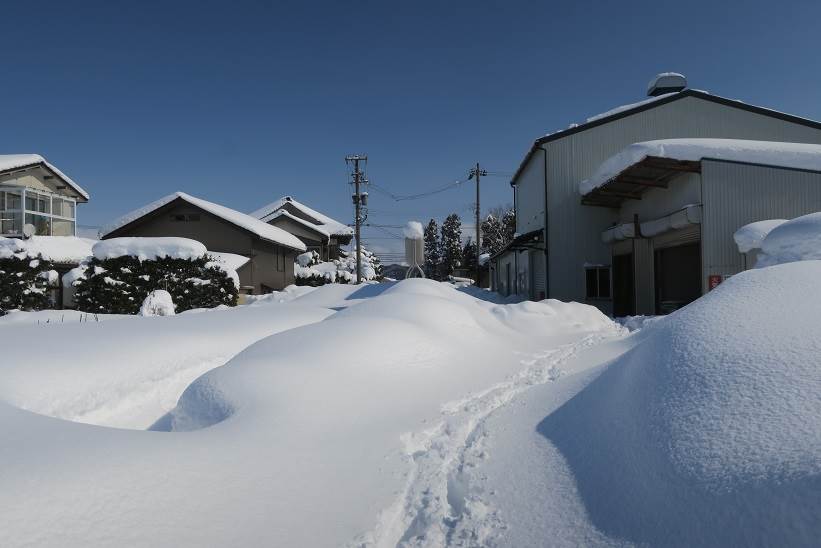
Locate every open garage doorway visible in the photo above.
<box><xmin>654</xmin><ymin>242</ymin><xmax>701</xmax><ymax>314</ymax></box>
<box><xmin>612</xmin><ymin>253</ymin><xmax>635</xmax><ymax>317</ymax></box>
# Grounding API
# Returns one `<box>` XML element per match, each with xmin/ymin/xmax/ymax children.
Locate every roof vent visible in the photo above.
<box><xmin>647</xmin><ymin>72</ymin><xmax>687</xmax><ymax>97</ymax></box>
<box><xmin>284</xmin><ymin>196</ymin><xmax>293</xmax><ymax>201</ymax></box>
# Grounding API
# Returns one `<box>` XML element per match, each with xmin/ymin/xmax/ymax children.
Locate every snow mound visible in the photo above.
<box><xmin>403</xmin><ymin>220</ymin><xmax>423</xmax><ymax>239</ymax></box>
<box><xmin>539</xmin><ymin>261</ymin><xmax>821</xmax><ymax>546</ymax></box>
<box><xmin>93</xmin><ymin>237</ymin><xmax>207</xmax><ymax>261</ymax></box>
<box><xmin>733</xmin><ymin>219</ymin><xmax>788</xmax><ymax>253</ymax></box>
<box><xmin>0</xmin><ymin>236</ymin><xmax>95</xmax><ymax>263</ymax></box>
<box><xmin>139</xmin><ymin>290</ymin><xmax>175</xmax><ymax>316</ymax></box>
<box><xmin>756</xmin><ymin>212</ymin><xmax>821</xmax><ymax>267</ymax></box>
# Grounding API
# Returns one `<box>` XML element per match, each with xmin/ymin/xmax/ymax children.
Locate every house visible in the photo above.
<box><xmin>250</xmin><ymin>196</ymin><xmax>353</xmax><ymax>261</ymax></box>
<box><xmin>0</xmin><ymin>154</ymin><xmax>89</xmax><ymax>238</ymax></box>
<box><xmin>101</xmin><ymin>192</ymin><xmax>306</xmax><ymax>294</ymax></box>
<box><xmin>491</xmin><ymin>73</ymin><xmax>821</xmax><ymax>315</ymax></box>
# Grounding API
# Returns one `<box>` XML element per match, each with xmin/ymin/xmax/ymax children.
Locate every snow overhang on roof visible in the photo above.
<box><xmin>266</xmin><ymin>209</ymin><xmax>331</xmax><ymax>239</ymax></box>
<box><xmin>101</xmin><ymin>192</ymin><xmax>307</xmax><ymax>252</ymax></box>
<box><xmin>579</xmin><ymin>139</ymin><xmax>821</xmax><ymax>208</ymax></box>
<box><xmin>509</xmin><ymin>89</ymin><xmax>821</xmax><ymax>188</ymax></box>
<box><xmin>250</xmin><ymin>196</ymin><xmax>354</xmax><ymax>237</ymax></box>
<box><xmin>0</xmin><ymin>154</ymin><xmax>89</xmax><ymax>201</ymax></box>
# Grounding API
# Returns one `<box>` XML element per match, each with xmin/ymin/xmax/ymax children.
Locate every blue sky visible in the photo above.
<box><xmin>2</xmin><ymin>0</ymin><xmax>819</xmax><ymax>259</ymax></box>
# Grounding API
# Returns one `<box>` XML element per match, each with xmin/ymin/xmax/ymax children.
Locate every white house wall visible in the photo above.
<box><xmin>701</xmin><ymin>159</ymin><xmax>821</xmax><ymax>287</ymax></box>
<box><xmin>514</xmin><ymin>94</ymin><xmax>821</xmax><ymax>311</ymax></box>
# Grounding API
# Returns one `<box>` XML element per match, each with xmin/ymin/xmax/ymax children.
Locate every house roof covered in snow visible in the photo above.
<box><xmin>509</xmin><ymin>89</ymin><xmax>821</xmax><ymax>187</ymax></box>
<box><xmin>579</xmin><ymin>139</ymin><xmax>821</xmax><ymax>206</ymax></box>
<box><xmin>250</xmin><ymin>196</ymin><xmax>353</xmax><ymax>238</ymax></box>
<box><xmin>101</xmin><ymin>192</ymin><xmax>307</xmax><ymax>251</ymax></box>
<box><xmin>0</xmin><ymin>154</ymin><xmax>89</xmax><ymax>201</ymax></box>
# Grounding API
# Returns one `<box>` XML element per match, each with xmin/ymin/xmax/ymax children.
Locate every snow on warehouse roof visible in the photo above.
<box><xmin>93</xmin><ymin>237</ymin><xmax>207</xmax><ymax>261</ymax></box>
<box><xmin>250</xmin><ymin>196</ymin><xmax>353</xmax><ymax>237</ymax></box>
<box><xmin>579</xmin><ymin>139</ymin><xmax>821</xmax><ymax>195</ymax></box>
<box><xmin>0</xmin><ymin>154</ymin><xmax>89</xmax><ymax>200</ymax></box>
<box><xmin>733</xmin><ymin>219</ymin><xmax>788</xmax><ymax>253</ymax></box>
<box><xmin>0</xmin><ymin>236</ymin><xmax>95</xmax><ymax>263</ymax></box>
<box><xmin>102</xmin><ymin>192</ymin><xmax>306</xmax><ymax>251</ymax></box>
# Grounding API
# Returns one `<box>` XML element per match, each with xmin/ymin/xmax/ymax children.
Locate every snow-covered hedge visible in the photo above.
<box><xmin>294</xmin><ymin>249</ymin><xmax>382</xmax><ymax>286</ymax></box>
<box><xmin>73</xmin><ymin>254</ymin><xmax>238</xmax><ymax>314</ymax></box>
<box><xmin>0</xmin><ymin>237</ymin><xmax>61</xmax><ymax>311</ymax></box>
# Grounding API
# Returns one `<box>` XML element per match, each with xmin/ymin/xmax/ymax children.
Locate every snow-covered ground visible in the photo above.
<box><xmin>0</xmin><ymin>268</ymin><xmax>819</xmax><ymax>547</ymax></box>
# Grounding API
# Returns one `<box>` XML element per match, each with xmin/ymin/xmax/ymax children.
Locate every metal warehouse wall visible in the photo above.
<box><xmin>534</xmin><ymin>95</ymin><xmax>821</xmax><ymax>310</ymax></box>
<box><xmin>701</xmin><ymin>160</ymin><xmax>821</xmax><ymax>287</ymax></box>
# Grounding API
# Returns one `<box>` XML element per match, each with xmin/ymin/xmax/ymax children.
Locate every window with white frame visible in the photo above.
<box><xmin>1</xmin><ymin>187</ymin><xmax>76</xmax><ymax>236</ymax></box>
<box><xmin>585</xmin><ymin>265</ymin><xmax>611</xmax><ymax>300</ymax></box>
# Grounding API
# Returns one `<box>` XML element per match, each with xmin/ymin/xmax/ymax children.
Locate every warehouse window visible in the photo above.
<box><xmin>585</xmin><ymin>266</ymin><xmax>611</xmax><ymax>299</ymax></box>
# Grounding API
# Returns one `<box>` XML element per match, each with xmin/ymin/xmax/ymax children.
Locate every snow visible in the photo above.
<box><xmin>756</xmin><ymin>212</ymin><xmax>821</xmax><ymax>266</ymax></box>
<box><xmin>250</xmin><ymin>195</ymin><xmax>353</xmax><ymax>237</ymax></box>
<box><xmin>0</xmin><ymin>280</ymin><xmax>623</xmax><ymax>546</ymax></box>
<box><xmin>139</xmin><ymin>290</ymin><xmax>176</xmax><ymax>316</ymax></box>
<box><xmin>93</xmin><ymin>237</ymin><xmax>207</xmax><ymax>261</ymax></box>
<box><xmin>101</xmin><ymin>192</ymin><xmax>306</xmax><ymax>251</ymax></box>
<box><xmin>585</xmin><ymin>92</ymin><xmax>678</xmax><ymax>123</ymax></box>
<box><xmin>580</xmin><ymin>138</ymin><xmax>821</xmax><ymax>195</ymax></box>
<box><xmin>205</xmin><ymin>251</ymin><xmax>249</xmax><ymax>272</ymax></box>
<box><xmin>1</xmin><ymin>263</ymin><xmax>819</xmax><ymax>546</ymax></box>
<box><xmin>0</xmin><ymin>153</ymin><xmax>89</xmax><ymax>200</ymax></box>
<box><xmin>733</xmin><ymin>219</ymin><xmax>788</xmax><ymax>253</ymax></box>
<box><xmin>0</xmin><ymin>236</ymin><xmax>95</xmax><ymax>263</ymax></box>
<box><xmin>647</xmin><ymin>72</ymin><xmax>686</xmax><ymax>94</ymax></box>
<box><xmin>538</xmin><ymin>261</ymin><xmax>821</xmax><ymax>546</ymax></box>
<box><xmin>403</xmin><ymin>220</ymin><xmax>424</xmax><ymax>239</ymax></box>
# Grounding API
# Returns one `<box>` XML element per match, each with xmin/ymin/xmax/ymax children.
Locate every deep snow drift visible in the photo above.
<box><xmin>539</xmin><ymin>261</ymin><xmax>821</xmax><ymax>547</ymax></box>
<box><xmin>0</xmin><ymin>279</ymin><xmax>622</xmax><ymax>547</ymax></box>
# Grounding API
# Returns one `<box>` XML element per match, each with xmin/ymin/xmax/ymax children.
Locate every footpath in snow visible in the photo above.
<box><xmin>0</xmin><ymin>279</ymin><xmax>623</xmax><ymax>547</ymax></box>
<box><xmin>1</xmin><ymin>268</ymin><xmax>819</xmax><ymax>547</ymax></box>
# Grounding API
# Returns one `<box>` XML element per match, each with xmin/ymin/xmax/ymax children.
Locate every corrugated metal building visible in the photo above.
<box><xmin>491</xmin><ymin>75</ymin><xmax>821</xmax><ymax>315</ymax></box>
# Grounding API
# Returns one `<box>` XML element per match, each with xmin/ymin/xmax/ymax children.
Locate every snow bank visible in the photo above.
<box><xmin>403</xmin><ymin>220</ymin><xmax>423</xmax><ymax>239</ymax></box>
<box><xmin>756</xmin><ymin>212</ymin><xmax>821</xmax><ymax>267</ymax></box>
<box><xmin>139</xmin><ymin>290</ymin><xmax>175</xmax><ymax>316</ymax></box>
<box><xmin>580</xmin><ymin>139</ymin><xmax>821</xmax><ymax>195</ymax></box>
<box><xmin>733</xmin><ymin>219</ymin><xmax>788</xmax><ymax>253</ymax></box>
<box><xmin>538</xmin><ymin>261</ymin><xmax>821</xmax><ymax>546</ymax></box>
<box><xmin>93</xmin><ymin>237</ymin><xmax>207</xmax><ymax>261</ymax></box>
<box><xmin>0</xmin><ymin>279</ymin><xmax>622</xmax><ymax>547</ymax></box>
<box><xmin>0</xmin><ymin>236</ymin><xmax>95</xmax><ymax>263</ymax></box>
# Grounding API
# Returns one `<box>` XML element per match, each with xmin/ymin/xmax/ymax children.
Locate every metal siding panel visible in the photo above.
<box><xmin>701</xmin><ymin>160</ymin><xmax>821</xmax><ymax>285</ymax></box>
<box><xmin>542</xmin><ymin>95</ymin><xmax>821</xmax><ymax>304</ymax></box>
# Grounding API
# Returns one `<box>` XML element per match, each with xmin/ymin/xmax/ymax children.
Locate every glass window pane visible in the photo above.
<box><xmin>25</xmin><ymin>213</ymin><xmax>51</xmax><ymax>236</ymax></box>
<box><xmin>38</xmin><ymin>195</ymin><xmax>50</xmax><ymax>214</ymax></box>
<box><xmin>1</xmin><ymin>211</ymin><xmax>22</xmax><ymax>235</ymax></box>
<box><xmin>6</xmin><ymin>190</ymin><xmax>21</xmax><ymax>209</ymax></box>
<box><xmin>52</xmin><ymin>219</ymin><xmax>75</xmax><ymax>236</ymax></box>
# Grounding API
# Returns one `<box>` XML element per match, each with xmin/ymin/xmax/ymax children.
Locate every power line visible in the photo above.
<box><xmin>369</xmin><ymin>178</ymin><xmax>467</xmax><ymax>202</ymax></box>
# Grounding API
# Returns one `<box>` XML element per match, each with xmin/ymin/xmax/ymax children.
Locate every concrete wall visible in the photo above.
<box><xmin>701</xmin><ymin>160</ymin><xmax>821</xmax><ymax>288</ymax></box>
<box><xmin>513</xmin><ymin>94</ymin><xmax>821</xmax><ymax>311</ymax></box>
<box><xmin>105</xmin><ymin>200</ymin><xmax>296</xmax><ymax>293</ymax></box>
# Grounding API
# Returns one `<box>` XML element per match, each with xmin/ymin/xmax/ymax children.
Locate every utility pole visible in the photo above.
<box><xmin>346</xmin><ymin>155</ymin><xmax>367</xmax><ymax>283</ymax></box>
<box><xmin>468</xmin><ymin>163</ymin><xmax>487</xmax><ymax>286</ymax></box>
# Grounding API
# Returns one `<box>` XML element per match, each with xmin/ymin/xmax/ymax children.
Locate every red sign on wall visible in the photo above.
<box><xmin>708</xmin><ymin>275</ymin><xmax>723</xmax><ymax>290</ymax></box>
